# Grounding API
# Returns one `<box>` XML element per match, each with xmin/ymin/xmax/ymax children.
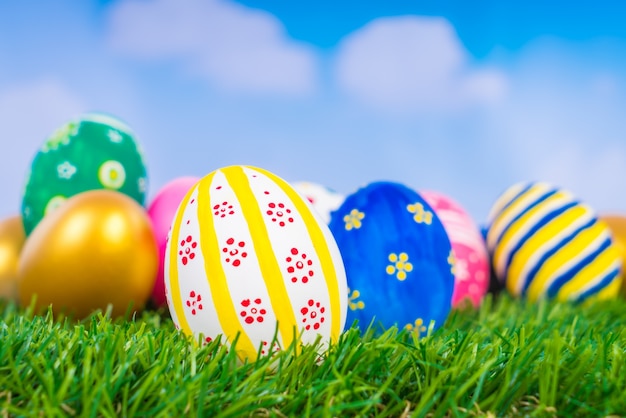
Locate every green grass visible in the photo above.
<box><xmin>1</xmin><ymin>295</ymin><xmax>625</xmax><ymax>417</ymax></box>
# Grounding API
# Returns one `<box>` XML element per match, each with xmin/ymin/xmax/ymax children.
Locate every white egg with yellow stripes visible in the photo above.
<box><xmin>486</xmin><ymin>181</ymin><xmax>622</xmax><ymax>303</ymax></box>
<box><xmin>164</xmin><ymin>165</ymin><xmax>348</xmax><ymax>362</ymax></box>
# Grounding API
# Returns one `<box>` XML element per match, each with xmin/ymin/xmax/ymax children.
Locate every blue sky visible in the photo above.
<box><xmin>2</xmin><ymin>0</ymin><xmax>626</xmax><ymax>225</ymax></box>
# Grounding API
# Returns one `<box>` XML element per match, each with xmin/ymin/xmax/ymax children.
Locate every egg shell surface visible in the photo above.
<box><xmin>329</xmin><ymin>182</ymin><xmax>454</xmax><ymax>335</ymax></box>
<box><xmin>420</xmin><ymin>190</ymin><xmax>489</xmax><ymax>308</ymax></box>
<box><xmin>164</xmin><ymin>165</ymin><xmax>348</xmax><ymax>361</ymax></box>
<box><xmin>486</xmin><ymin>181</ymin><xmax>622</xmax><ymax>302</ymax></box>
<box><xmin>21</xmin><ymin>113</ymin><xmax>148</xmax><ymax>235</ymax></box>
<box><xmin>148</xmin><ymin>176</ymin><xmax>200</xmax><ymax>307</ymax></box>
<box><xmin>598</xmin><ymin>214</ymin><xmax>626</xmax><ymax>298</ymax></box>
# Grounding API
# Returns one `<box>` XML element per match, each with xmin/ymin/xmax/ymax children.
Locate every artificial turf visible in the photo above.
<box><xmin>1</xmin><ymin>295</ymin><xmax>625</xmax><ymax>417</ymax></box>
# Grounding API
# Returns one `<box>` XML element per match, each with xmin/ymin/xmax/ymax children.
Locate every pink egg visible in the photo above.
<box><xmin>420</xmin><ymin>190</ymin><xmax>489</xmax><ymax>308</ymax></box>
<box><xmin>148</xmin><ymin>177</ymin><xmax>200</xmax><ymax>307</ymax></box>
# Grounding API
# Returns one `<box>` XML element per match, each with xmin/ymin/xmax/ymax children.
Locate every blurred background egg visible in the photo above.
<box><xmin>147</xmin><ymin>176</ymin><xmax>200</xmax><ymax>307</ymax></box>
<box><xmin>21</xmin><ymin>113</ymin><xmax>148</xmax><ymax>235</ymax></box>
<box><xmin>329</xmin><ymin>181</ymin><xmax>454</xmax><ymax>336</ymax></box>
<box><xmin>291</xmin><ymin>181</ymin><xmax>345</xmax><ymax>224</ymax></box>
<box><xmin>486</xmin><ymin>181</ymin><xmax>622</xmax><ymax>303</ymax></box>
<box><xmin>0</xmin><ymin>215</ymin><xmax>26</xmax><ymax>301</ymax></box>
<box><xmin>421</xmin><ymin>190</ymin><xmax>489</xmax><ymax>308</ymax></box>
<box><xmin>18</xmin><ymin>189</ymin><xmax>158</xmax><ymax>318</ymax></box>
<box><xmin>164</xmin><ymin>165</ymin><xmax>348</xmax><ymax>362</ymax></box>
<box><xmin>598</xmin><ymin>214</ymin><xmax>626</xmax><ymax>298</ymax></box>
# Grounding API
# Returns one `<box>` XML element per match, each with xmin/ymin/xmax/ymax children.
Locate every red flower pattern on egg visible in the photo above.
<box><xmin>300</xmin><ymin>299</ymin><xmax>326</xmax><ymax>331</ymax></box>
<box><xmin>266</xmin><ymin>201</ymin><xmax>294</xmax><ymax>227</ymax></box>
<box><xmin>185</xmin><ymin>290</ymin><xmax>203</xmax><ymax>315</ymax></box>
<box><xmin>179</xmin><ymin>235</ymin><xmax>198</xmax><ymax>265</ymax></box>
<box><xmin>285</xmin><ymin>247</ymin><xmax>314</xmax><ymax>284</ymax></box>
<box><xmin>240</xmin><ymin>298</ymin><xmax>267</xmax><ymax>324</ymax></box>
<box><xmin>222</xmin><ymin>238</ymin><xmax>248</xmax><ymax>267</ymax></box>
<box><xmin>259</xmin><ymin>340</ymin><xmax>281</xmax><ymax>356</ymax></box>
<box><xmin>213</xmin><ymin>200</ymin><xmax>235</xmax><ymax>218</ymax></box>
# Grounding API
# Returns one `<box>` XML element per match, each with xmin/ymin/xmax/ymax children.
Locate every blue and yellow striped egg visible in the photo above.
<box><xmin>486</xmin><ymin>181</ymin><xmax>622</xmax><ymax>302</ymax></box>
<box><xmin>164</xmin><ymin>165</ymin><xmax>348</xmax><ymax>362</ymax></box>
<box><xmin>329</xmin><ymin>182</ymin><xmax>454</xmax><ymax>336</ymax></box>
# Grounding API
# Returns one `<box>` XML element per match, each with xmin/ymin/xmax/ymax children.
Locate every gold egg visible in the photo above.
<box><xmin>0</xmin><ymin>216</ymin><xmax>26</xmax><ymax>301</ymax></box>
<box><xmin>17</xmin><ymin>189</ymin><xmax>158</xmax><ymax>318</ymax></box>
<box><xmin>600</xmin><ymin>214</ymin><xmax>626</xmax><ymax>298</ymax></box>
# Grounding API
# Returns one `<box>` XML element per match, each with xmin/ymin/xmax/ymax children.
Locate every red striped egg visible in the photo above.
<box><xmin>164</xmin><ymin>166</ymin><xmax>348</xmax><ymax>362</ymax></box>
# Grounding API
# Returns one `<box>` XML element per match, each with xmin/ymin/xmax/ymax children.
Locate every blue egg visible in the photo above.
<box><xmin>329</xmin><ymin>181</ymin><xmax>454</xmax><ymax>335</ymax></box>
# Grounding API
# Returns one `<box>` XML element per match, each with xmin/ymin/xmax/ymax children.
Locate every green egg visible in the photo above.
<box><xmin>21</xmin><ymin>113</ymin><xmax>148</xmax><ymax>235</ymax></box>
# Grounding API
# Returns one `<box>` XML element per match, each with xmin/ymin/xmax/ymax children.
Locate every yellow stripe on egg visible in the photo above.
<box><xmin>197</xmin><ymin>171</ymin><xmax>258</xmax><ymax>359</ymax></box>
<box><xmin>505</xmin><ymin>204</ymin><xmax>587</xmax><ymax>298</ymax></box>
<box><xmin>587</xmin><ymin>272</ymin><xmax>622</xmax><ymax>302</ymax></box>
<box><xmin>557</xmin><ymin>233</ymin><xmax>620</xmax><ymax>301</ymax></box>
<box><xmin>223</xmin><ymin>166</ymin><xmax>299</xmax><ymax>353</ymax></box>
<box><xmin>254</xmin><ymin>166</ymin><xmax>343</xmax><ymax>343</ymax></box>
<box><xmin>525</xmin><ymin>213</ymin><xmax>603</xmax><ymax>301</ymax></box>
<box><xmin>493</xmin><ymin>190</ymin><xmax>570</xmax><ymax>289</ymax></box>
<box><xmin>489</xmin><ymin>183</ymin><xmax>551</xmax><ymax>277</ymax></box>
<box><xmin>168</xmin><ymin>184</ymin><xmax>197</xmax><ymax>336</ymax></box>
<box><xmin>514</xmin><ymin>209</ymin><xmax>594</xmax><ymax>298</ymax></box>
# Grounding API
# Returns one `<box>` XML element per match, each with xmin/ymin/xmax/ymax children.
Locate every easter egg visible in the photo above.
<box><xmin>486</xmin><ymin>182</ymin><xmax>622</xmax><ymax>302</ymax></box>
<box><xmin>0</xmin><ymin>216</ymin><xmax>26</xmax><ymax>301</ymax></box>
<box><xmin>420</xmin><ymin>191</ymin><xmax>489</xmax><ymax>308</ymax></box>
<box><xmin>18</xmin><ymin>190</ymin><xmax>158</xmax><ymax>318</ymax></box>
<box><xmin>598</xmin><ymin>214</ymin><xmax>626</xmax><ymax>298</ymax></box>
<box><xmin>291</xmin><ymin>182</ymin><xmax>345</xmax><ymax>224</ymax></box>
<box><xmin>328</xmin><ymin>182</ymin><xmax>454</xmax><ymax>336</ymax></box>
<box><xmin>148</xmin><ymin>176</ymin><xmax>200</xmax><ymax>307</ymax></box>
<box><xmin>164</xmin><ymin>165</ymin><xmax>348</xmax><ymax>362</ymax></box>
<box><xmin>21</xmin><ymin>113</ymin><xmax>148</xmax><ymax>235</ymax></box>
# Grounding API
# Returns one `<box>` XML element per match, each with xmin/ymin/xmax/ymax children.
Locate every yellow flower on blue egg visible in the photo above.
<box><xmin>343</xmin><ymin>209</ymin><xmax>365</xmax><ymax>231</ymax></box>
<box><xmin>405</xmin><ymin>318</ymin><xmax>427</xmax><ymax>336</ymax></box>
<box><xmin>348</xmin><ymin>289</ymin><xmax>365</xmax><ymax>311</ymax></box>
<box><xmin>447</xmin><ymin>250</ymin><xmax>456</xmax><ymax>276</ymax></box>
<box><xmin>386</xmin><ymin>252</ymin><xmax>413</xmax><ymax>281</ymax></box>
<box><xmin>407</xmin><ymin>202</ymin><xmax>433</xmax><ymax>225</ymax></box>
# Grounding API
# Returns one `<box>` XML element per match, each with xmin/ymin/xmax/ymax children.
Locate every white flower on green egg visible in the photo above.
<box><xmin>98</xmin><ymin>160</ymin><xmax>126</xmax><ymax>190</ymax></box>
<box><xmin>135</xmin><ymin>143</ymin><xmax>147</xmax><ymax>166</ymax></box>
<box><xmin>107</xmin><ymin>129</ymin><xmax>123</xmax><ymax>144</ymax></box>
<box><xmin>137</xmin><ymin>177</ymin><xmax>147</xmax><ymax>193</ymax></box>
<box><xmin>41</xmin><ymin>121</ymin><xmax>77</xmax><ymax>153</ymax></box>
<box><xmin>44</xmin><ymin>195</ymin><xmax>67</xmax><ymax>216</ymax></box>
<box><xmin>57</xmin><ymin>161</ymin><xmax>77</xmax><ymax>180</ymax></box>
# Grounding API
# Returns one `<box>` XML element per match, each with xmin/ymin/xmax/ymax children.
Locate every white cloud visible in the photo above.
<box><xmin>106</xmin><ymin>0</ymin><xmax>318</xmax><ymax>96</ymax></box>
<box><xmin>481</xmin><ymin>38</ymin><xmax>626</xmax><ymax>217</ymax></box>
<box><xmin>0</xmin><ymin>80</ymin><xmax>86</xmax><ymax>218</ymax></box>
<box><xmin>334</xmin><ymin>16</ymin><xmax>508</xmax><ymax>112</ymax></box>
